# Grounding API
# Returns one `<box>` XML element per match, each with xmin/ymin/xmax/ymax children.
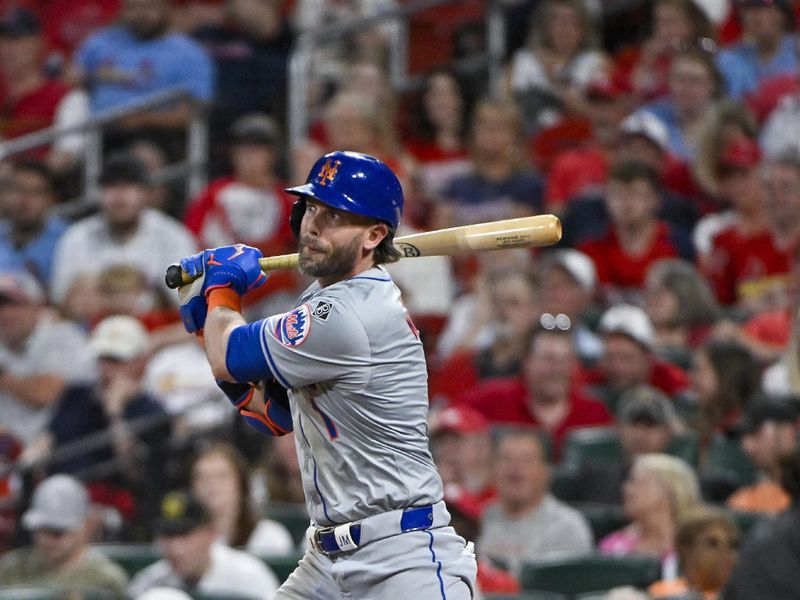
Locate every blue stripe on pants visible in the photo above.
<box><xmin>427</xmin><ymin>530</ymin><xmax>446</xmax><ymax>599</ymax></box>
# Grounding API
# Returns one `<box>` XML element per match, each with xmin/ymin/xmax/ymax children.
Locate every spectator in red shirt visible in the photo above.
<box><xmin>578</xmin><ymin>160</ymin><xmax>695</xmax><ymax>305</ymax></box>
<box><xmin>702</xmin><ymin>137</ymin><xmax>792</xmax><ymax>311</ymax></box>
<box><xmin>428</xmin><ymin>405</ymin><xmax>495</xmax><ymax>510</ymax></box>
<box><xmin>404</xmin><ymin>68</ymin><xmax>472</xmax><ymax>203</ymax></box>
<box><xmin>428</xmin><ymin>268</ymin><xmax>539</xmax><ymax>403</ymax></box>
<box><xmin>587</xmin><ymin>304</ymin><xmax>691</xmax><ymax>409</ymax></box>
<box><xmin>613</xmin><ymin>0</ymin><xmax>715</xmax><ymax>103</ymax></box>
<box><xmin>543</xmin><ymin>78</ymin><xmax>631</xmax><ymax>215</ymax></box>
<box><xmin>183</xmin><ymin>113</ymin><xmax>298</xmax><ymax>313</ymax></box>
<box><xmin>455</xmin><ymin>324</ymin><xmax>612</xmax><ymax>460</ymax></box>
<box><xmin>0</xmin><ymin>8</ymin><xmax>77</xmax><ymax>160</ymax></box>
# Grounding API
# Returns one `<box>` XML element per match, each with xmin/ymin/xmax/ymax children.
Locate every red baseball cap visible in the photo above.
<box><xmin>718</xmin><ymin>138</ymin><xmax>762</xmax><ymax>173</ymax></box>
<box><xmin>430</xmin><ymin>406</ymin><xmax>489</xmax><ymax>436</ymax></box>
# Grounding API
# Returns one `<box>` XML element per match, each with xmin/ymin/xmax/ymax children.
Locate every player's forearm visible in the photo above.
<box><xmin>205</xmin><ymin>289</ymin><xmax>247</xmax><ymax>381</ymax></box>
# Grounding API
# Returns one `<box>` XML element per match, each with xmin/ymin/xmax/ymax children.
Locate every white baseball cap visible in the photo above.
<box><xmin>90</xmin><ymin>315</ymin><xmax>149</xmax><ymax>361</ymax></box>
<box><xmin>620</xmin><ymin>112</ymin><xmax>670</xmax><ymax>153</ymax></box>
<box><xmin>546</xmin><ymin>249</ymin><xmax>596</xmax><ymax>292</ymax></box>
<box><xmin>22</xmin><ymin>474</ymin><xmax>89</xmax><ymax>531</ymax></box>
<box><xmin>599</xmin><ymin>304</ymin><xmax>654</xmax><ymax>350</ymax></box>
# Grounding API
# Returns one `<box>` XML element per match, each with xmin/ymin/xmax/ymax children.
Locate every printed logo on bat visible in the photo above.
<box><xmin>396</xmin><ymin>243</ymin><xmax>420</xmax><ymax>257</ymax></box>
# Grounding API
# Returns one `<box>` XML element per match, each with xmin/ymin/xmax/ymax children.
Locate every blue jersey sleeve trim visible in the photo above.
<box><xmin>226</xmin><ymin>321</ymin><xmax>273</xmax><ymax>383</ymax></box>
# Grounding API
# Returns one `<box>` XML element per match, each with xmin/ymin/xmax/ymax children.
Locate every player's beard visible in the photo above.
<box><xmin>298</xmin><ymin>234</ymin><xmax>362</xmax><ymax>280</ymax></box>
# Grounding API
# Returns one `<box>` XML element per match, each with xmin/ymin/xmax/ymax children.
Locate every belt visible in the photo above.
<box><xmin>311</xmin><ymin>501</ymin><xmax>450</xmax><ymax>556</ymax></box>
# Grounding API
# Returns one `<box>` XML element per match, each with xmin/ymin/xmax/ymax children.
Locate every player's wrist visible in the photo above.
<box><xmin>208</xmin><ymin>287</ymin><xmax>242</xmax><ymax>313</ymax></box>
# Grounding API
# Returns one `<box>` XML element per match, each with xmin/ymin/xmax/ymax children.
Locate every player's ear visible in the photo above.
<box><xmin>363</xmin><ymin>222</ymin><xmax>389</xmax><ymax>251</ymax></box>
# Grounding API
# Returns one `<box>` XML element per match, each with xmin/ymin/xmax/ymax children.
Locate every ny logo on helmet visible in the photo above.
<box><xmin>316</xmin><ymin>159</ymin><xmax>342</xmax><ymax>186</ymax></box>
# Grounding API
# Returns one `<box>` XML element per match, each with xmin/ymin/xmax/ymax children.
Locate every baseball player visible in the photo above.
<box><xmin>177</xmin><ymin>151</ymin><xmax>477</xmax><ymax>599</ymax></box>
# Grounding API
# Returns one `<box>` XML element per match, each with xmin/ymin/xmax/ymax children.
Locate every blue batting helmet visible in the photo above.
<box><xmin>285</xmin><ymin>151</ymin><xmax>404</xmax><ymax>237</ymax></box>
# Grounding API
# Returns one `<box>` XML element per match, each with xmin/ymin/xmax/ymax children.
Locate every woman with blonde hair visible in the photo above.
<box><xmin>599</xmin><ymin>453</ymin><xmax>702</xmax><ymax>580</ymax></box>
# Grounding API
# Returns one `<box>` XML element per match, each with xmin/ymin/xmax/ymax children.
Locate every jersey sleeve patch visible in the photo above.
<box><xmin>312</xmin><ymin>299</ymin><xmax>334</xmax><ymax>321</ymax></box>
<box><xmin>274</xmin><ymin>303</ymin><xmax>311</xmax><ymax>347</ymax></box>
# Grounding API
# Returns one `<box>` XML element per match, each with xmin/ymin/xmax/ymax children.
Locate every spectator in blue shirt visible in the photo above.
<box><xmin>0</xmin><ymin>160</ymin><xmax>68</xmax><ymax>291</ymax></box>
<box><xmin>716</xmin><ymin>0</ymin><xmax>799</xmax><ymax>100</ymax></box>
<box><xmin>69</xmin><ymin>0</ymin><xmax>214</xmax><ymax>131</ymax></box>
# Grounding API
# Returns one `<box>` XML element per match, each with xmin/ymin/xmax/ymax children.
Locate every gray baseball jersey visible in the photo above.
<box><xmin>238</xmin><ymin>266</ymin><xmax>444</xmax><ymax>526</ymax></box>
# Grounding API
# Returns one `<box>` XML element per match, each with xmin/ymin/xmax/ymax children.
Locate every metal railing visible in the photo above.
<box><xmin>0</xmin><ymin>86</ymin><xmax>208</xmax><ymax>207</ymax></box>
<box><xmin>287</xmin><ymin>0</ymin><xmax>507</xmax><ymax>148</ymax></box>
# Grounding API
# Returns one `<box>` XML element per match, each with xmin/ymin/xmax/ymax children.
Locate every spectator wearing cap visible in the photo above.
<box><xmin>572</xmin><ymin>385</ymin><xmax>686</xmax><ymax>504</ymax></box>
<box><xmin>477</xmin><ymin>428</ymin><xmax>593</xmax><ymax>576</ymax></box>
<box><xmin>51</xmin><ymin>151</ymin><xmax>197</xmax><ymax>308</ymax></box>
<box><xmin>0</xmin><ymin>160</ymin><xmax>69</xmax><ymax>290</ymax></box>
<box><xmin>541</xmin><ymin>77</ymin><xmax>630</xmax><ymax>214</ymax></box>
<box><xmin>726</xmin><ymin>399</ymin><xmax>798</xmax><ymax>513</ymax></box>
<box><xmin>538</xmin><ymin>249</ymin><xmax>603</xmax><ymax>364</ymax></box>
<box><xmin>644</xmin><ymin>258</ymin><xmax>720</xmax><ymax>366</ymax></box>
<box><xmin>702</xmin><ymin>138</ymin><xmax>793</xmax><ymax>311</ymax></box>
<box><xmin>68</xmin><ymin>0</ymin><xmax>214</xmax><ymax>135</ymax></box>
<box><xmin>429</xmin><ymin>405</ymin><xmax>495</xmax><ymax>510</ymax></box>
<box><xmin>183</xmin><ymin>114</ymin><xmax>298</xmax><ymax>315</ymax></box>
<box><xmin>22</xmin><ymin>316</ymin><xmax>172</xmax><ymax>540</ymax></box>
<box><xmin>561</xmin><ymin>112</ymin><xmax>701</xmax><ymax>247</ymax></box>
<box><xmin>716</xmin><ymin>0</ymin><xmax>798</xmax><ymax>100</ymax></box>
<box><xmin>577</xmin><ymin>161</ymin><xmax>695</xmax><ymax>306</ymax></box>
<box><xmin>0</xmin><ymin>270</ymin><xmax>94</xmax><ymax>447</ymax></box>
<box><xmin>723</xmin><ymin>449</ymin><xmax>800</xmax><ymax>600</ymax></box>
<box><xmin>0</xmin><ymin>474</ymin><xmax>128</xmax><ymax>596</ymax></box>
<box><xmin>586</xmin><ymin>304</ymin><xmax>691</xmax><ymax>410</ymax></box>
<box><xmin>128</xmin><ymin>490</ymin><xmax>279</xmax><ymax>599</ymax></box>
<box><xmin>636</xmin><ymin>48</ymin><xmax>723</xmax><ymax>162</ymax></box>
<box><xmin>456</xmin><ymin>324</ymin><xmax>612</xmax><ymax>460</ymax></box>
<box><xmin>0</xmin><ymin>7</ymin><xmax>88</xmax><ymax>163</ymax></box>
<box><xmin>429</xmin><ymin>268</ymin><xmax>539</xmax><ymax>403</ymax></box>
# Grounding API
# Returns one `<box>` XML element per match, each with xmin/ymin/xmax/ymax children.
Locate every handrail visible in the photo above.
<box><xmin>0</xmin><ymin>86</ymin><xmax>208</xmax><ymax>205</ymax></box>
<box><xmin>0</xmin><ymin>87</ymin><xmax>189</xmax><ymax>158</ymax></box>
<box><xmin>287</xmin><ymin>0</ymin><xmax>504</xmax><ymax>148</ymax></box>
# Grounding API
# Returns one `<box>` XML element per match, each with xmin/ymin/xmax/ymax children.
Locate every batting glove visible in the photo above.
<box><xmin>177</xmin><ymin>275</ymin><xmax>208</xmax><ymax>334</ymax></box>
<box><xmin>181</xmin><ymin>244</ymin><xmax>267</xmax><ymax>297</ymax></box>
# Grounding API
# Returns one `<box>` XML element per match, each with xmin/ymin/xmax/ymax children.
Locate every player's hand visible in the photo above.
<box><xmin>182</xmin><ymin>244</ymin><xmax>267</xmax><ymax>297</ymax></box>
<box><xmin>177</xmin><ymin>274</ymin><xmax>208</xmax><ymax>334</ymax></box>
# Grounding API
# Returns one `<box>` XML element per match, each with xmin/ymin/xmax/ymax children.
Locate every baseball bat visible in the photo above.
<box><xmin>165</xmin><ymin>214</ymin><xmax>561</xmax><ymax>289</ymax></box>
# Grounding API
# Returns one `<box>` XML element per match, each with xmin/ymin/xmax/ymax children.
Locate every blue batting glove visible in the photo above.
<box><xmin>177</xmin><ymin>275</ymin><xmax>208</xmax><ymax>333</ymax></box>
<box><xmin>180</xmin><ymin>244</ymin><xmax>267</xmax><ymax>297</ymax></box>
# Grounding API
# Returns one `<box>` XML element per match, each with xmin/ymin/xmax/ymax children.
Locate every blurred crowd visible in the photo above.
<box><xmin>1</xmin><ymin>0</ymin><xmax>800</xmax><ymax>598</ymax></box>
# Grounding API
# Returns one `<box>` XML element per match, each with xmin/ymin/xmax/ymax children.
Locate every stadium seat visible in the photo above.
<box><xmin>573</xmin><ymin>502</ymin><xmax>629</xmax><ymax>541</ymax></box>
<box><xmin>519</xmin><ymin>554</ymin><xmax>661</xmax><ymax>597</ymax></box>
<box><xmin>563</xmin><ymin>427</ymin><xmax>621</xmax><ymax>467</ymax></box>
<box><xmin>261</xmin><ymin>554</ymin><xmax>302</xmax><ymax>583</ymax></box>
<box><xmin>263</xmin><ymin>502</ymin><xmax>311</xmax><ymax>548</ymax></box>
<box><xmin>93</xmin><ymin>543</ymin><xmax>161</xmax><ymax>578</ymax></box>
<box><xmin>729</xmin><ymin>510</ymin><xmax>770</xmax><ymax>539</ymax></box>
<box><xmin>707</xmin><ymin>433</ymin><xmax>758</xmax><ymax>487</ymax></box>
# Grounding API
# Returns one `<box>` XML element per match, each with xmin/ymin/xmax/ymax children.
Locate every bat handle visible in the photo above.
<box><xmin>165</xmin><ymin>264</ymin><xmax>194</xmax><ymax>289</ymax></box>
